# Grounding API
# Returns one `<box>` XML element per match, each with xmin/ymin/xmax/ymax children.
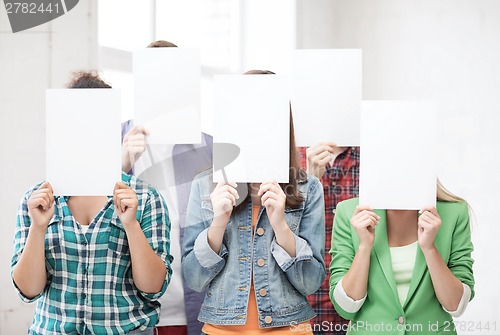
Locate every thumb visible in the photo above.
<box><xmin>115</xmin><ymin>182</ymin><xmax>128</xmax><ymax>191</ymax></box>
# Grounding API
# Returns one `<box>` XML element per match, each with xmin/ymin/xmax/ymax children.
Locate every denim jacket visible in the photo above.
<box><xmin>181</xmin><ymin>171</ymin><xmax>326</xmax><ymax>328</ymax></box>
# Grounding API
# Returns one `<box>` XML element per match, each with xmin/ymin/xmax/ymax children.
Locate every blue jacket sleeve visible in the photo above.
<box><xmin>270</xmin><ymin>177</ymin><xmax>326</xmax><ymax>296</ymax></box>
<box><xmin>181</xmin><ymin>177</ymin><xmax>228</xmax><ymax>292</ymax></box>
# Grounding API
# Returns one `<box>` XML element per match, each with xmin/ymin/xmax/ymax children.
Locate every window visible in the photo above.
<box><xmin>98</xmin><ymin>0</ymin><xmax>296</xmax><ymax>132</ymax></box>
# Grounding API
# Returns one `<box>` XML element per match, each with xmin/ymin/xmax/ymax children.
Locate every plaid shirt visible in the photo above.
<box><xmin>11</xmin><ymin>173</ymin><xmax>172</xmax><ymax>335</ymax></box>
<box><xmin>299</xmin><ymin>147</ymin><xmax>359</xmax><ymax>335</ymax></box>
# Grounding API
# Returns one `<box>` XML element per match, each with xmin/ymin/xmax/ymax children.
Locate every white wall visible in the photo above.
<box><xmin>296</xmin><ymin>0</ymin><xmax>500</xmax><ymax>331</ymax></box>
<box><xmin>240</xmin><ymin>0</ymin><xmax>296</xmax><ymax>74</ymax></box>
<box><xmin>0</xmin><ymin>1</ymin><xmax>98</xmax><ymax>333</ymax></box>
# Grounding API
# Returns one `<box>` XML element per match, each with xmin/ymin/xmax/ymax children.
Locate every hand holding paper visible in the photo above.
<box><xmin>113</xmin><ymin>182</ymin><xmax>139</xmax><ymax>227</ymax></box>
<box><xmin>258</xmin><ymin>181</ymin><xmax>286</xmax><ymax>229</ymax></box>
<box><xmin>27</xmin><ymin>182</ymin><xmax>55</xmax><ymax>229</ymax></box>
<box><xmin>258</xmin><ymin>180</ymin><xmax>296</xmax><ymax>257</ymax></box>
<box><xmin>210</xmin><ymin>181</ymin><xmax>239</xmax><ymax>228</ymax></box>
<box><xmin>417</xmin><ymin>207</ymin><xmax>442</xmax><ymax>251</ymax></box>
<box><xmin>122</xmin><ymin>125</ymin><xmax>150</xmax><ymax>172</ymax></box>
<box><xmin>350</xmin><ymin>205</ymin><xmax>380</xmax><ymax>249</ymax></box>
<box><xmin>306</xmin><ymin>142</ymin><xmax>336</xmax><ymax>179</ymax></box>
<box><xmin>207</xmin><ymin>181</ymin><xmax>238</xmax><ymax>254</ymax></box>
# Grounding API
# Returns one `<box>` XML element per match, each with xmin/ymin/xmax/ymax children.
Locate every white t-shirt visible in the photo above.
<box><xmin>133</xmin><ymin>144</ymin><xmax>187</xmax><ymax>326</ymax></box>
<box><xmin>390</xmin><ymin>241</ymin><xmax>418</xmax><ymax>306</ymax></box>
<box><xmin>80</xmin><ymin>224</ymin><xmax>90</xmax><ymax>234</ymax></box>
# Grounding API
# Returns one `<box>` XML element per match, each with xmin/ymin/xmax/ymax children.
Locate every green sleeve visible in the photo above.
<box><xmin>448</xmin><ymin>202</ymin><xmax>475</xmax><ymax>300</ymax></box>
<box><xmin>329</xmin><ymin>200</ymin><xmax>358</xmax><ymax>320</ymax></box>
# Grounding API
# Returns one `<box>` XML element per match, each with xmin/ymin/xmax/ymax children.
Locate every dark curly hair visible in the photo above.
<box><xmin>66</xmin><ymin>71</ymin><xmax>112</xmax><ymax>89</ymax></box>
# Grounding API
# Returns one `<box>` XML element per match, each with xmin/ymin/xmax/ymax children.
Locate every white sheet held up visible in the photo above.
<box><xmin>46</xmin><ymin>89</ymin><xmax>122</xmax><ymax>196</ymax></box>
<box><xmin>359</xmin><ymin>100</ymin><xmax>437</xmax><ymax>210</ymax></box>
<box><xmin>213</xmin><ymin>75</ymin><xmax>290</xmax><ymax>183</ymax></box>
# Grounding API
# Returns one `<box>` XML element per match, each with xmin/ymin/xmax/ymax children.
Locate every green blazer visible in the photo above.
<box><xmin>329</xmin><ymin>198</ymin><xmax>474</xmax><ymax>335</ymax></box>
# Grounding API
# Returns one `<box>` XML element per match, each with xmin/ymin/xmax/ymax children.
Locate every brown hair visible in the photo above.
<box><xmin>66</xmin><ymin>71</ymin><xmax>111</xmax><ymax>89</ymax></box>
<box><xmin>147</xmin><ymin>40</ymin><xmax>178</xmax><ymax>48</ymax></box>
<box><xmin>235</xmin><ymin>69</ymin><xmax>306</xmax><ymax>209</ymax></box>
<box><xmin>286</xmin><ymin>107</ymin><xmax>307</xmax><ymax>207</ymax></box>
<box><xmin>243</xmin><ymin>69</ymin><xmax>275</xmax><ymax>75</ymax></box>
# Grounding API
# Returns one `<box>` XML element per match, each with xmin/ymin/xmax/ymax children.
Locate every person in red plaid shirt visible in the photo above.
<box><xmin>298</xmin><ymin>143</ymin><xmax>359</xmax><ymax>335</ymax></box>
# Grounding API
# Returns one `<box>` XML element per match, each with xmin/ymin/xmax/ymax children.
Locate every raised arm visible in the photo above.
<box><xmin>182</xmin><ymin>177</ymin><xmax>235</xmax><ymax>292</ymax></box>
<box><xmin>12</xmin><ymin>182</ymin><xmax>54</xmax><ymax>300</ymax></box>
<box><xmin>113</xmin><ymin>182</ymin><xmax>170</xmax><ymax>295</ymax></box>
<box><xmin>268</xmin><ymin>178</ymin><xmax>327</xmax><ymax>296</ymax></box>
<box><xmin>330</xmin><ymin>202</ymin><xmax>379</xmax><ymax>319</ymax></box>
<box><xmin>418</xmin><ymin>204</ymin><xmax>474</xmax><ymax>315</ymax></box>
<box><xmin>121</xmin><ymin>125</ymin><xmax>149</xmax><ymax>173</ymax></box>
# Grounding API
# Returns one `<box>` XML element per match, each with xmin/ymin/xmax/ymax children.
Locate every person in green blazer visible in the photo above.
<box><xmin>329</xmin><ymin>181</ymin><xmax>474</xmax><ymax>335</ymax></box>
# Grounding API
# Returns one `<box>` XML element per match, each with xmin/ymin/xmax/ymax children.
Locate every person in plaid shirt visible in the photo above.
<box><xmin>298</xmin><ymin>143</ymin><xmax>359</xmax><ymax>335</ymax></box>
<box><xmin>11</xmin><ymin>73</ymin><xmax>172</xmax><ymax>335</ymax></box>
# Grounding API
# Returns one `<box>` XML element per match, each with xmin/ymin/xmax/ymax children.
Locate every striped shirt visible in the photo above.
<box><xmin>11</xmin><ymin>173</ymin><xmax>172</xmax><ymax>335</ymax></box>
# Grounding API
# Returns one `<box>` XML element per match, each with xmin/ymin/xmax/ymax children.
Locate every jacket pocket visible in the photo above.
<box><xmin>201</xmin><ymin>195</ymin><xmax>214</xmax><ymax>222</ymax></box>
<box><xmin>284</xmin><ymin>207</ymin><xmax>303</xmax><ymax>232</ymax></box>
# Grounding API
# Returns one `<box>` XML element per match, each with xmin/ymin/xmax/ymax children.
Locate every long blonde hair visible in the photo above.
<box><xmin>436</xmin><ymin>179</ymin><xmax>466</xmax><ymax>203</ymax></box>
<box><xmin>437</xmin><ymin>179</ymin><xmax>475</xmax><ymax>227</ymax></box>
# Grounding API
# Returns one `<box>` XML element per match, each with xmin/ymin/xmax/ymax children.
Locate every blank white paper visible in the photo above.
<box><xmin>292</xmin><ymin>49</ymin><xmax>362</xmax><ymax>147</ymax></box>
<box><xmin>133</xmin><ymin>48</ymin><xmax>201</xmax><ymax>144</ymax></box>
<box><xmin>213</xmin><ymin>75</ymin><xmax>290</xmax><ymax>183</ymax></box>
<box><xmin>46</xmin><ymin>89</ymin><xmax>122</xmax><ymax>196</ymax></box>
<box><xmin>359</xmin><ymin>101</ymin><xmax>437</xmax><ymax>210</ymax></box>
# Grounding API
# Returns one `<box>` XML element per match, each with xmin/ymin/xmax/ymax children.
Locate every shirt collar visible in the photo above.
<box><xmin>48</xmin><ymin>195</ymin><xmax>116</xmax><ymax>227</ymax></box>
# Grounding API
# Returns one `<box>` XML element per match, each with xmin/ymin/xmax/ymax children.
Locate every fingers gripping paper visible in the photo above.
<box><xmin>359</xmin><ymin>101</ymin><xmax>437</xmax><ymax>210</ymax></box>
<box><xmin>46</xmin><ymin>89</ymin><xmax>122</xmax><ymax>196</ymax></box>
<box><xmin>213</xmin><ymin>75</ymin><xmax>290</xmax><ymax>183</ymax></box>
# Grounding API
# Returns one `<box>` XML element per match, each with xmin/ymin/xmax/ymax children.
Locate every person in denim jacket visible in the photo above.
<box><xmin>182</xmin><ymin>70</ymin><xmax>326</xmax><ymax>335</ymax></box>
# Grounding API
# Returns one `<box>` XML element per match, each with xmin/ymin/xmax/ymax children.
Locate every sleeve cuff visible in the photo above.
<box><xmin>442</xmin><ymin>283</ymin><xmax>471</xmax><ymax>317</ymax></box>
<box><xmin>11</xmin><ymin>272</ymin><xmax>43</xmax><ymax>303</ymax></box>
<box><xmin>138</xmin><ymin>279</ymin><xmax>168</xmax><ymax>301</ymax></box>
<box><xmin>271</xmin><ymin>234</ymin><xmax>313</xmax><ymax>271</ymax></box>
<box><xmin>194</xmin><ymin>228</ymin><xmax>228</xmax><ymax>268</ymax></box>
<box><xmin>333</xmin><ymin>277</ymin><xmax>366</xmax><ymax>313</ymax></box>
